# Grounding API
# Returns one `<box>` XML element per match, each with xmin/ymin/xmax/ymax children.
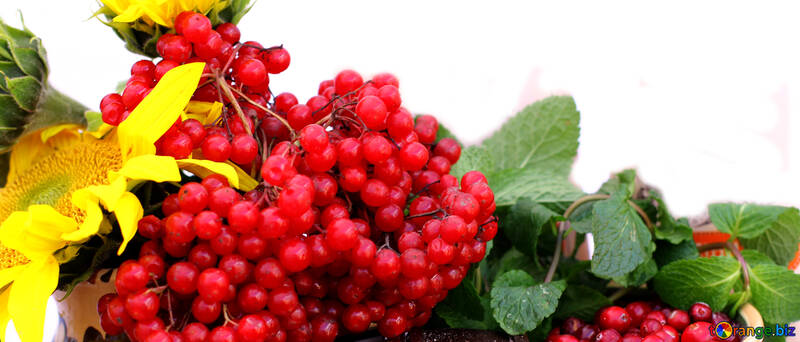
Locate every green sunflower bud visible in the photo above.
<box><xmin>96</xmin><ymin>0</ymin><xmax>254</xmax><ymax>58</ymax></box>
<box><xmin>0</xmin><ymin>18</ymin><xmax>88</xmax><ymax>154</ymax></box>
<box><xmin>0</xmin><ymin>17</ymin><xmax>88</xmax><ymax>186</ymax></box>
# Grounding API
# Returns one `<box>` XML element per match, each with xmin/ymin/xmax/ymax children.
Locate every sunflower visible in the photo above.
<box><xmin>102</xmin><ymin>0</ymin><xmax>230</xmax><ymax>28</ymax></box>
<box><xmin>0</xmin><ymin>62</ymin><xmax>255</xmax><ymax>342</ymax></box>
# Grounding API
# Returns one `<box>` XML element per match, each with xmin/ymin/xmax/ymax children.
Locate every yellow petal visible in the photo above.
<box><xmin>0</xmin><ymin>265</ymin><xmax>25</xmax><ymax>289</ymax></box>
<box><xmin>39</xmin><ymin>124</ymin><xmax>81</xmax><ymax>144</ymax></box>
<box><xmin>118</xmin><ymin>154</ymin><xmax>182</xmax><ymax>183</ymax></box>
<box><xmin>112</xmin><ymin>5</ymin><xmax>145</xmax><ymax>23</ymax></box>
<box><xmin>8</xmin><ymin>125</ymin><xmax>82</xmax><ymax>183</ymax></box>
<box><xmin>227</xmin><ymin>161</ymin><xmax>259</xmax><ymax>191</ymax></box>
<box><xmin>186</xmin><ymin>101</ymin><xmax>223</xmax><ymax>125</ymax></box>
<box><xmin>61</xmin><ymin>197</ymin><xmax>103</xmax><ymax>242</ymax></box>
<box><xmin>0</xmin><ymin>209</ymin><xmax>72</xmax><ymax>260</ymax></box>
<box><xmin>177</xmin><ymin>158</ymin><xmax>243</xmax><ymax>188</ymax></box>
<box><xmin>8</xmin><ymin>256</ymin><xmax>58</xmax><ymax>342</ymax></box>
<box><xmin>118</xmin><ymin>63</ymin><xmax>204</xmax><ymax>161</ymax></box>
<box><xmin>0</xmin><ymin>286</ymin><xmax>11</xmax><ymax>340</ymax></box>
<box><xmin>115</xmin><ymin>192</ymin><xmax>143</xmax><ymax>255</ymax></box>
<box><xmin>7</xmin><ymin>133</ymin><xmax>47</xmax><ymax>183</ymax></box>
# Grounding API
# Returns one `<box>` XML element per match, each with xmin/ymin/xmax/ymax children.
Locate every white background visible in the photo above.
<box><xmin>2</xmin><ymin>1</ymin><xmax>800</xmax><ymax>341</ymax></box>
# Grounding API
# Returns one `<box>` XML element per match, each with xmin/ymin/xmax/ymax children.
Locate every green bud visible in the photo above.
<box><xmin>0</xmin><ymin>17</ymin><xmax>88</xmax><ymax>185</ymax></box>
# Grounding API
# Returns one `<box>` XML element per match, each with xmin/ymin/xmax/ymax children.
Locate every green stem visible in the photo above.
<box><xmin>608</xmin><ymin>287</ymin><xmax>632</xmax><ymax>303</ymax></box>
<box><xmin>25</xmin><ymin>84</ymin><xmax>88</xmax><ymax>135</ymax></box>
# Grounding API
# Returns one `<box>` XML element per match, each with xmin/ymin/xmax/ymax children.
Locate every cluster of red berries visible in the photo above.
<box><xmin>95</xmin><ymin>12</ymin><xmax>498</xmax><ymax>339</ymax></box>
<box><xmin>550</xmin><ymin>302</ymin><xmax>737</xmax><ymax>342</ymax></box>
<box><xmin>98</xmin><ymin>10</ymin><xmax>291</xmax><ymax>172</ymax></box>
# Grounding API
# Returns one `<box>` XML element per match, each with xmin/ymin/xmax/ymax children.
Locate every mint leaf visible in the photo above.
<box><xmin>505</xmin><ymin>198</ymin><xmax>561</xmax><ymax>260</ymax></box>
<box><xmin>598</xmin><ymin>169</ymin><xmax>637</xmax><ymax>195</ymax></box>
<box><xmin>708</xmin><ymin>203</ymin><xmax>788</xmax><ymax>239</ymax></box>
<box><xmin>487</xmin><ymin>248</ymin><xmax>542</xmax><ymax>282</ymax></box>
<box><xmin>748</xmin><ymin>263</ymin><xmax>800</xmax><ymax>323</ymax></box>
<box><xmin>483</xmin><ymin>96</ymin><xmax>580</xmax><ymax>173</ymax></box>
<box><xmin>490</xmin><ymin>270</ymin><xmax>566</xmax><ymax>335</ymax></box>
<box><xmin>740</xmin><ymin>208</ymin><xmax>800</xmax><ymax>266</ymax></box>
<box><xmin>653</xmin><ymin>256</ymin><xmax>741</xmax><ymax>311</ymax></box>
<box><xmin>654</xmin><ymin>238</ymin><xmax>699</xmax><ymax>268</ymax></box>
<box><xmin>434</xmin><ymin>122</ymin><xmax>461</xmax><ymax>145</ymax></box>
<box><xmin>450</xmin><ymin>145</ymin><xmax>493</xmax><ymax>180</ymax></box>
<box><xmin>438</xmin><ymin>278</ymin><xmax>486</xmax><ymax>321</ymax></box>
<box><xmin>613</xmin><ymin>258</ymin><xmax>657</xmax><ymax>287</ymax></box>
<box><xmin>436</xmin><ymin>301</ymin><xmax>493</xmax><ymax>330</ymax></box>
<box><xmin>555</xmin><ymin>285</ymin><xmax>611</xmax><ymax>321</ymax></box>
<box><xmin>741</xmin><ymin>249</ymin><xmax>777</xmax><ymax>267</ymax></box>
<box><xmin>591</xmin><ymin>190</ymin><xmax>653</xmax><ymax>278</ymax></box>
<box><xmin>490</xmin><ymin>168</ymin><xmax>584</xmax><ymax>207</ymax></box>
<box><xmin>651</xmin><ymin>191</ymin><xmax>693</xmax><ymax>244</ymax></box>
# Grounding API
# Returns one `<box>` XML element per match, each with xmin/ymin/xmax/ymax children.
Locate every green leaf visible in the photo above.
<box><xmin>554</xmin><ymin>285</ymin><xmax>611</xmax><ymax>321</ymax></box>
<box><xmin>651</xmin><ymin>191</ymin><xmax>693</xmax><ymax>244</ymax></box>
<box><xmin>435</xmin><ymin>123</ymin><xmax>461</xmax><ymax>146</ymax></box>
<box><xmin>653</xmin><ymin>238</ymin><xmax>699</xmax><ymax>268</ymax></box>
<box><xmin>84</xmin><ymin>111</ymin><xmax>103</xmax><ymax>133</ymax></box>
<box><xmin>740</xmin><ymin>208</ymin><xmax>800</xmax><ymax>266</ymax></box>
<box><xmin>741</xmin><ymin>249</ymin><xmax>777</xmax><ymax>267</ymax></box>
<box><xmin>487</xmin><ymin>248</ymin><xmax>542</xmax><ymax>283</ymax></box>
<box><xmin>591</xmin><ymin>190</ymin><xmax>653</xmax><ymax>278</ymax></box>
<box><xmin>653</xmin><ymin>256</ymin><xmax>741</xmax><ymax>311</ymax></box>
<box><xmin>568</xmin><ymin>201</ymin><xmax>595</xmax><ymax>234</ymax></box>
<box><xmin>438</xmin><ymin>277</ymin><xmax>485</xmax><ymax>321</ymax></box>
<box><xmin>598</xmin><ymin>169</ymin><xmax>637</xmax><ymax>195</ymax></box>
<box><xmin>708</xmin><ymin>203</ymin><xmax>788</xmax><ymax>239</ymax></box>
<box><xmin>613</xmin><ymin>258</ymin><xmax>658</xmax><ymax>287</ymax></box>
<box><xmin>450</xmin><ymin>145</ymin><xmax>493</xmax><ymax>180</ymax></box>
<box><xmin>435</xmin><ymin>299</ymin><xmax>495</xmax><ymax>330</ymax></box>
<box><xmin>490</xmin><ymin>270</ymin><xmax>566</xmax><ymax>335</ymax></box>
<box><xmin>748</xmin><ymin>263</ymin><xmax>800</xmax><ymax>323</ymax></box>
<box><xmin>490</xmin><ymin>168</ymin><xmax>584</xmax><ymax>207</ymax></box>
<box><xmin>483</xmin><ymin>95</ymin><xmax>580</xmax><ymax>173</ymax></box>
<box><xmin>505</xmin><ymin>198</ymin><xmax>561</xmax><ymax>260</ymax></box>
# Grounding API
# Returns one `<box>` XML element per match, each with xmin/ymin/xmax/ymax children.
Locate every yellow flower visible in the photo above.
<box><xmin>0</xmin><ymin>62</ymin><xmax>256</xmax><ymax>342</ymax></box>
<box><xmin>102</xmin><ymin>0</ymin><xmax>230</xmax><ymax>27</ymax></box>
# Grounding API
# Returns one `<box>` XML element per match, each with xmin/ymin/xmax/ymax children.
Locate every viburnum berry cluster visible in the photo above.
<box><xmin>550</xmin><ymin>302</ymin><xmax>738</xmax><ymax>342</ymax></box>
<box><xmin>99</xmin><ymin>11</ymin><xmax>291</xmax><ymax>171</ymax></box>
<box><xmin>94</xmin><ymin>11</ymin><xmax>498</xmax><ymax>342</ymax></box>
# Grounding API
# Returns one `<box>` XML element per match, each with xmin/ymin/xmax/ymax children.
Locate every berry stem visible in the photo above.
<box><xmin>215</xmin><ymin>76</ymin><xmax>253</xmax><ymax>135</ymax></box>
<box><xmin>725</xmin><ymin>241</ymin><xmax>750</xmax><ymax>290</ymax></box>
<box><xmin>227</xmin><ymin>84</ymin><xmax>294</xmax><ymax>138</ymax></box>
<box><xmin>544</xmin><ymin>221</ymin><xmax>569</xmax><ymax>283</ymax></box>
<box><xmin>405</xmin><ymin>208</ymin><xmax>444</xmax><ymax>219</ymax></box>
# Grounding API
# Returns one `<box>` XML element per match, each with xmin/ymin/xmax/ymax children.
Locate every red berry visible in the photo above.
<box><xmin>235</xmin><ymin>58</ymin><xmax>267</xmax><ymax>86</ymax></box>
<box><xmin>334</xmin><ymin>70</ymin><xmax>363</xmax><ymax>95</ymax></box>
<box><xmin>264</xmin><ymin>48</ymin><xmax>290</xmax><ymax>74</ymax></box>
<box><xmin>598</xmin><ymin>306</ymin><xmax>632</xmax><ymax>332</ymax></box>
<box><xmin>689</xmin><ymin>302</ymin><xmax>712</xmax><ymax>322</ymax></box>
<box><xmin>230</xmin><ymin>134</ymin><xmax>258</xmax><ymax>165</ymax></box>
<box><xmin>202</xmin><ymin>135</ymin><xmax>232</xmax><ymax>162</ymax></box>
<box><xmin>356</xmin><ymin>96</ymin><xmax>388</xmax><ymax>130</ymax></box>
<box><xmin>216</xmin><ymin>23</ymin><xmax>240</xmax><ymax>43</ymax></box>
<box><xmin>278</xmin><ymin>238</ymin><xmax>311</xmax><ymax>272</ymax></box>
<box><xmin>182</xmin><ymin>13</ymin><xmax>212</xmax><ymax>43</ymax></box>
<box><xmin>681</xmin><ymin>322</ymin><xmax>714</xmax><ymax>342</ymax></box>
<box><xmin>667</xmin><ymin>309</ymin><xmax>690</xmax><ymax>331</ymax></box>
<box><xmin>166</xmin><ymin>262</ymin><xmax>199</xmax><ymax>295</ymax></box>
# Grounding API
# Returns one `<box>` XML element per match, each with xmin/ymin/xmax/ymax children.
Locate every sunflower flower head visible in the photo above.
<box><xmin>96</xmin><ymin>0</ymin><xmax>253</xmax><ymax>57</ymax></box>
<box><xmin>0</xmin><ymin>63</ymin><xmax>255</xmax><ymax>342</ymax></box>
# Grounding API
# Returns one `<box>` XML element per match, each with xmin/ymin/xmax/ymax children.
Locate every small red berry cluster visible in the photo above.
<box><xmin>94</xmin><ymin>12</ymin><xmax>498</xmax><ymax>341</ymax></box>
<box><xmin>99</xmin><ymin>11</ymin><xmax>290</xmax><ymax>171</ymax></box>
<box><xmin>550</xmin><ymin>302</ymin><xmax>738</xmax><ymax>342</ymax></box>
